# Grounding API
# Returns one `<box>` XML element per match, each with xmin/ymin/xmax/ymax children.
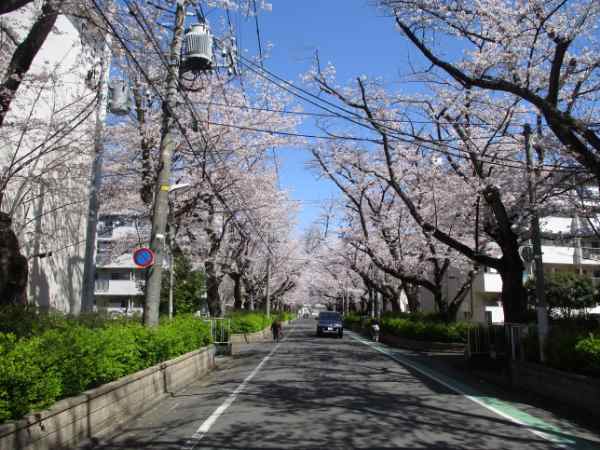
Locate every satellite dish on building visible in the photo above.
<box><xmin>108</xmin><ymin>80</ymin><xmax>131</xmax><ymax>115</ymax></box>
<box><xmin>181</xmin><ymin>22</ymin><xmax>213</xmax><ymax>74</ymax></box>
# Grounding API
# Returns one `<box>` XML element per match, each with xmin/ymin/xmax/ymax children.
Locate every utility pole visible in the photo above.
<box><xmin>81</xmin><ymin>30</ymin><xmax>113</xmax><ymax>313</ymax></box>
<box><xmin>168</xmin><ymin>226</ymin><xmax>174</xmax><ymax>319</ymax></box>
<box><xmin>524</xmin><ymin>124</ymin><xmax>549</xmax><ymax>362</ymax></box>
<box><xmin>144</xmin><ymin>0</ymin><xmax>187</xmax><ymax>326</ymax></box>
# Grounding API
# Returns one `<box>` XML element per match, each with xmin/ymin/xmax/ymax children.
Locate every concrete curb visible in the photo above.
<box><xmin>0</xmin><ymin>345</ymin><xmax>216</xmax><ymax>450</ymax></box>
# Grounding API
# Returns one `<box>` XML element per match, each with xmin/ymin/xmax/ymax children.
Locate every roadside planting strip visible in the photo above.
<box><xmin>349</xmin><ymin>331</ymin><xmax>597</xmax><ymax>450</ymax></box>
<box><xmin>183</xmin><ymin>322</ymin><xmax>296</xmax><ymax>450</ymax></box>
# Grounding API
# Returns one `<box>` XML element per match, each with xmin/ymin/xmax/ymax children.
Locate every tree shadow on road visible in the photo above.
<box><xmin>81</xmin><ymin>321</ymin><xmax>600</xmax><ymax>450</ymax></box>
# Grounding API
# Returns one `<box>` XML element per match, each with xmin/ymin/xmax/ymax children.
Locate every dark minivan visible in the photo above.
<box><xmin>316</xmin><ymin>311</ymin><xmax>343</xmax><ymax>338</ymax></box>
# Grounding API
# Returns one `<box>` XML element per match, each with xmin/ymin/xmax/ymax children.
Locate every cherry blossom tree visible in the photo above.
<box><xmin>303</xmin><ymin>60</ymin><xmax>576</xmax><ymax>322</ymax></box>
<box><xmin>379</xmin><ymin>0</ymin><xmax>600</xmax><ymax>186</ymax></box>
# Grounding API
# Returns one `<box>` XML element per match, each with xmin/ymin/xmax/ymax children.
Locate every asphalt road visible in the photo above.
<box><xmin>83</xmin><ymin>319</ymin><xmax>600</xmax><ymax>450</ymax></box>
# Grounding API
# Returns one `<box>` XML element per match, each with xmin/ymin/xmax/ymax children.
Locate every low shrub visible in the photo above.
<box><xmin>380</xmin><ymin>317</ymin><xmax>472</xmax><ymax>343</ymax></box>
<box><xmin>343</xmin><ymin>312</ymin><xmax>472</xmax><ymax>342</ymax></box>
<box><xmin>544</xmin><ymin>325</ymin><xmax>600</xmax><ymax>377</ymax></box>
<box><xmin>343</xmin><ymin>313</ymin><xmax>362</xmax><ymax>328</ymax></box>
<box><xmin>575</xmin><ymin>333</ymin><xmax>600</xmax><ymax>375</ymax></box>
<box><xmin>229</xmin><ymin>312</ymin><xmax>272</xmax><ymax>334</ymax></box>
<box><xmin>0</xmin><ymin>314</ymin><xmax>211</xmax><ymax>424</ymax></box>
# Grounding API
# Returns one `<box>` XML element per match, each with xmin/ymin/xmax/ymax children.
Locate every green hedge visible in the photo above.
<box><xmin>380</xmin><ymin>317</ymin><xmax>472</xmax><ymax>343</ymax></box>
<box><xmin>343</xmin><ymin>312</ymin><xmax>472</xmax><ymax>343</ymax></box>
<box><xmin>228</xmin><ymin>311</ymin><xmax>294</xmax><ymax>334</ymax></box>
<box><xmin>543</xmin><ymin>326</ymin><xmax>600</xmax><ymax>377</ymax></box>
<box><xmin>0</xmin><ymin>314</ymin><xmax>211</xmax><ymax>424</ymax></box>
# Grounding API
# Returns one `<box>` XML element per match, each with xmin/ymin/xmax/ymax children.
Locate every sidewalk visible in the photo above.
<box><xmin>350</xmin><ymin>330</ymin><xmax>600</xmax><ymax>447</ymax></box>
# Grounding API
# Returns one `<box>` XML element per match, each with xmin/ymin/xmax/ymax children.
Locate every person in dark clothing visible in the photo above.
<box><xmin>271</xmin><ymin>319</ymin><xmax>283</xmax><ymax>342</ymax></box>
<box><xmin>371</xmin><ymin>318</ymin><xmax>381</xmax><ymax>342</ymax></box>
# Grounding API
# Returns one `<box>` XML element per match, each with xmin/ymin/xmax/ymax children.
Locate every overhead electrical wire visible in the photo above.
<box><xmin>91</xmin><ymin>0</ymin><xmax>266</xmax><ymax>250</ymax></box>
<box><xmin>112</xmin><ymin>0</ymin><xmax>283</xmax><ymax>256</ymax></box>
<box><xmin>95</xmin><ymin>0</ymin><xmax>585</xmax><ymax>255</ymax></box>
<box><xmin>114</xmin><ymin>2</ymin><xmax>583</xmax><ymax>176</ymax></box>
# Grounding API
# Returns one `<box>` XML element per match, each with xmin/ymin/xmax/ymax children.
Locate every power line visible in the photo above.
<box><xmin>251</xmin><ymin>0</ymin><xmax>263</xmax><ymax>66</ymax></box>
<box><xmin>105</xmin><ymin>0</ymin><xmax>282</xmax><ymax>256</ymax></box>
<box><xmin>114</xmin><ymin>3</ymin><xmax>584</xmax><ymax>176</ymax></box>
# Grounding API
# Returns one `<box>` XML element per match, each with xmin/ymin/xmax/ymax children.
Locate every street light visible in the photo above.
<box><xmin>167</xmin><ymin>183</ymin><xmax>190</xmax><ymax>319</ymax></box>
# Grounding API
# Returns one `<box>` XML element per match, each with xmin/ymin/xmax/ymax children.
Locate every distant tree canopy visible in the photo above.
<box><xmin>526</xmin><ymin>272</ymin><xmax>599</xmax><ymax>319</ymax></box>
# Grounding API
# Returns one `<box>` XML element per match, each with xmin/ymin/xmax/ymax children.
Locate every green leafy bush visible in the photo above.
<box><xmin>544</xmin><ymin>325</ymin><xmax>600</xmax><ymax>377</ymax></box>
<box><xmin>575</xmin><ymin>334</ymin><xmax>600</xmax><ymax>375</ymax></box>
<box><xmin>0</xmin><ymin>333</ymin><xmax>62</xmax><ymax>422</ymax></box>
<box><xmin>227</xmin><ymin>311</ymin><xmax>294</xmax><ymax>335</ymax></box>
<box><xmin>343</xmin><ymin>312</ymin><xmax>472</xmax><ymax>342</ymax></box>
<box><xmin>229</xmin><ymin>312</ymin><xmax>272</xmax><ymax>334</ymax></box>
<box><xmin>343</xmin><ymin>313</ymin><xmax>362</xmax><ymax>329</ymax></box>
<box><xmin>0</xmin><ymin>314</ymin><xmax>211</xmax><ymax>424</ymax></box>
<box><xmin>380</xmin><ymin>317</ymin><xmax>471</xmax><ymax>343</ymax></box>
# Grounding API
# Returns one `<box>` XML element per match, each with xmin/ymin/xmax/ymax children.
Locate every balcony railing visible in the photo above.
<box><xmin>95</xmin><ymin>279</ymin><xmax>109</xmax><ymax>292</ymax></box>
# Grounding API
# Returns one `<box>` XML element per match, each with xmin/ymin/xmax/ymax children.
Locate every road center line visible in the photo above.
<box><xmin>348</xmin><ymin>331</ymin><xmax>589</xmax><ymax>449</ymax></box>
<box><xmin>183</xmin><ymin>322</ymin><xmax>295</xmax><ymax>449</ymax></box>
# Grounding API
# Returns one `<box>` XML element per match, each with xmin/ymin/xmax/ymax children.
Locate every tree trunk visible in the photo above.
<box><xmin>231</xmin><ymin>272</ymin><xmax>243</xmax><ymax>310</ymax></box>
<box><xmin>404</xmin><ymin>284</ymin><xmax>420</xmax><ymax>313</ymax></box>
<box><xmin>390</xmin><ymin>291</ymin><xmax>401</xmax><ymax>312</ymax></box>
<box><xmin>204</xmin><ymin>260</ymin><xmax>222</xmax><ymax>316</ymax></box>
<box><xmin>499</xmin><ymin>265</ymin><xmax>527</xmax><ymax>323</ymax></box>
<box><xmin>0</xmin><ymin>213</ymin><xmax>28</xmax><ymax>305</ymax></box>
<box><xmin>0</xmin><ymin>0</ymin><xmax>63</xmax><ymax>127</ymax></box>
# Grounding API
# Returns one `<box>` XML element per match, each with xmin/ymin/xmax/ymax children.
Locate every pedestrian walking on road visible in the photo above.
<box><xmin>371</xmin><ymin>319</ymin><xmax>380</xmax><ymax>342</ymax></box>
<box><xmin>271</xmin><ymin>318</ymin><xmax>283</xmax><ymax>342</ymax></box>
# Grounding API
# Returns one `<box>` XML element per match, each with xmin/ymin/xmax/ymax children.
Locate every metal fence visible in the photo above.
<box><xmin>205</xmin><ymin>318</ymin><xmax>231</xmax><ymax>345</ymax></box>
<box><xmin>466</xmin><ymin>323</ymin><xmax>531</xmax><ymax>362</ymax></box>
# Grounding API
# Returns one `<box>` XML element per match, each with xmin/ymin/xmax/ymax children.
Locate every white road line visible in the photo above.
<box><xmin>183</xmin><ymin>322</ymin><xmax>295</xmax><ymax>449</ymax></box>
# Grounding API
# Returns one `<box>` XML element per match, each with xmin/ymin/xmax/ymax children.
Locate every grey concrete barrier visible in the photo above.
<box><xmin>0</xmin><ymin>345</ymin><xmax>216</xmax><ymax>450</ymax></box>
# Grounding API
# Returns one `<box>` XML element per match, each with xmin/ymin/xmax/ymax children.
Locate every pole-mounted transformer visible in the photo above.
<box><xmin>108</xmin><ymin>80</ymin><xmax>131</xmax><ymax>115</ymax></box>
<box><xmin>181</xmin><ymin>22</ymin><xmax>213</xmax><ymax>75</ymax></box>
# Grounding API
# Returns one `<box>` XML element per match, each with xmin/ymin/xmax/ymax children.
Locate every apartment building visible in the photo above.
<box><xmin>93</xmin><ymin>215</ymin><xmax>147</xmax><ymax>316</ymax></box>
<box><xmin>421</xmin><ymin>216</ymin><xmax>600</xmax><ymax>323</ymax></box>
<box><xmin>2</xmin><ymin>6</ymin><xmax>105</xmax><ymax>313</ymax></box>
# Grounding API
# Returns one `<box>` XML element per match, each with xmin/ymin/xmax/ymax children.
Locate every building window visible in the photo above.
<box><xmin>110</xmin><ymin>272</ymin><xmax>129</xmax><ymax>280</ymax></box>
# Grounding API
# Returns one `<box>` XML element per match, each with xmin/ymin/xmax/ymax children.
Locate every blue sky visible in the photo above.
<box><xmin>229</xmin><ymin>1</ymin><xmax>414</xmax><ymax>233</ymax></box>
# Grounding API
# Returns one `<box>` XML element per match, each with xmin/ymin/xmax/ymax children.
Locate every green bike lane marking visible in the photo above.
<box><xmin>349</xmin><ymin>331</ymin><xmax>599</xmax><ymax>450</ymax></box>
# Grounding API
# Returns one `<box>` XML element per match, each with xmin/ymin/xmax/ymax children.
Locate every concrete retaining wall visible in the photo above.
<box><xmin>0</xmin><ymin>345</ymin><xmax>215</xmax><ymax>450</ymax></box>
<box><xmin>510</xmin><ymin>361</ymin><xmax>600</xmax><ymax>420</ymax></box>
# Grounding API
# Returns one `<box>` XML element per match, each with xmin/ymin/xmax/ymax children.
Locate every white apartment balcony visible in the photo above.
<box><xmin>473</xmin><ymin>271</ymin><xmax>502</xmax><ymax>294</ymax></box>
<box><xmin>95</xmin><ymin>279</ymin><xmax>143</xmax><ymax>297</ymax></box>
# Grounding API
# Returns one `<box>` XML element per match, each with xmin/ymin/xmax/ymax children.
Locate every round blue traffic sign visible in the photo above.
<box><xmin>133</xmin><ymin>247</ymin><xmax>155</xmax><ymax>268</ymax></box>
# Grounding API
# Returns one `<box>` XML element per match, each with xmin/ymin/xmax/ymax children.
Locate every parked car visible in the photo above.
<box><xmin>316</xmin><ymin>311</ymin><xmax>343</xmax><ymax>338</ymax></box>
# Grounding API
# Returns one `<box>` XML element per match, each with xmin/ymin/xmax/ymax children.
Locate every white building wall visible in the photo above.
<box><xmin>2</xmin><ymin>7</ymin><xmax>99</xmax><ymax>313</ymax></box>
